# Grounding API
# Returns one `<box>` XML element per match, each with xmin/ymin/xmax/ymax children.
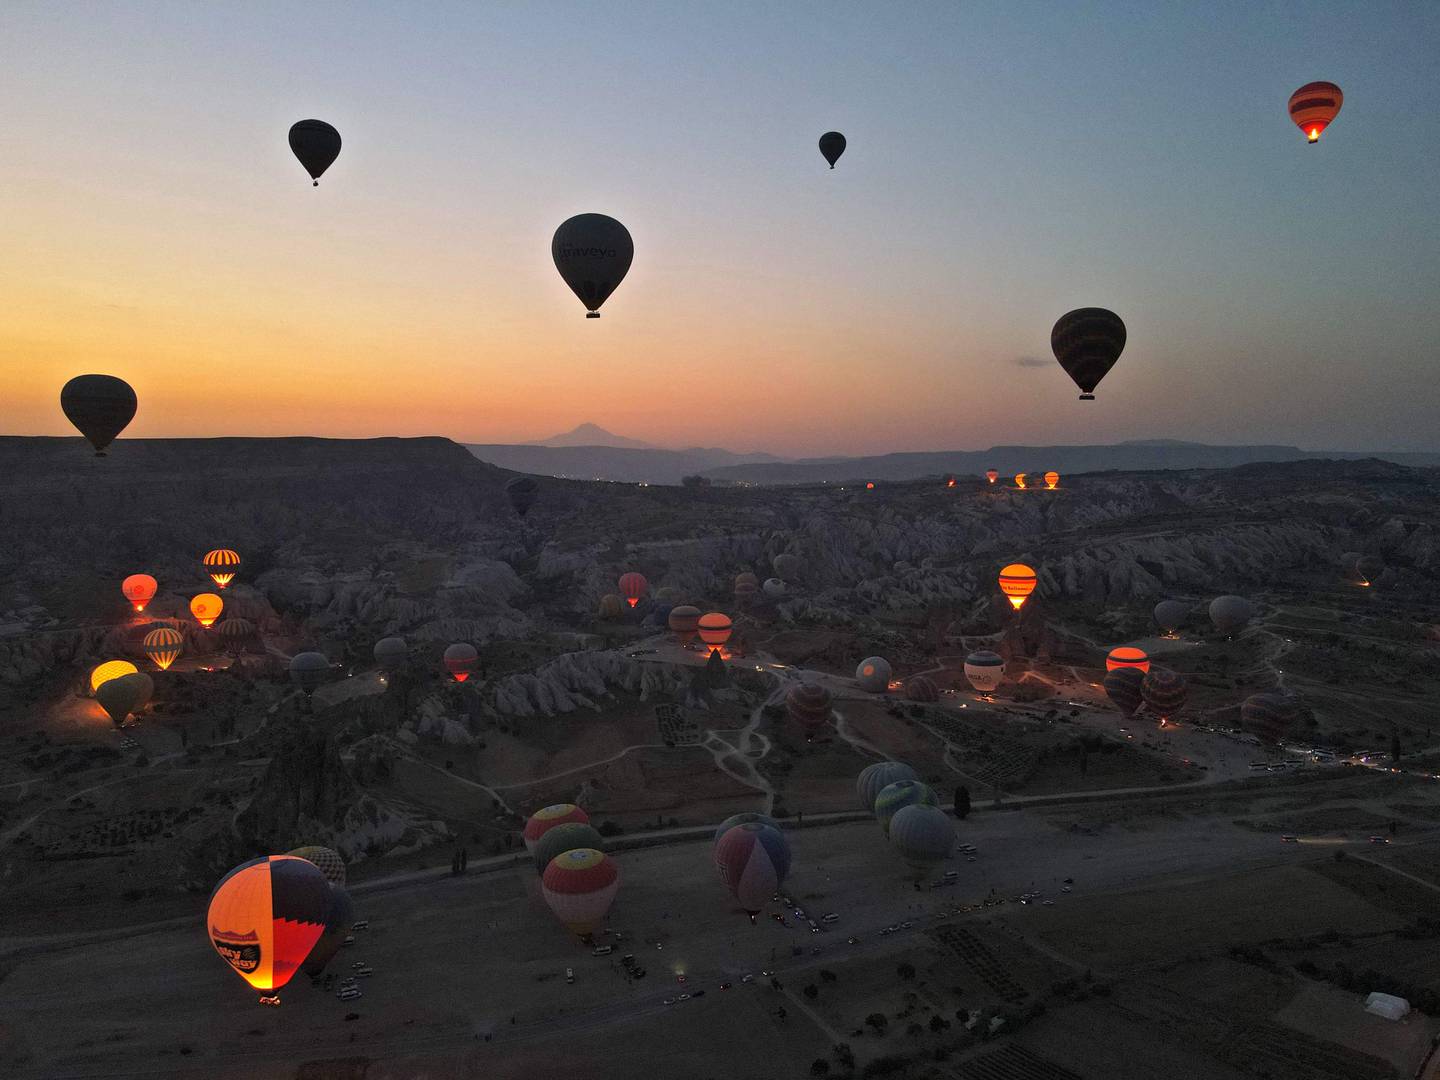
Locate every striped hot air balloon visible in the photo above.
<box><xmin>217</xmin><ymin>618</ymin><xmax>254</xmax><ymax>652</ymax></box>
<box><xmin>785</xmin><ymin>682</ymin><xmax>833</xmax><ymax>734</ymax></box>
<box><xmin>998</xmin><ymin>564</ymin><xmax>1037</xmax><ymax>610</ymax></box>
<box><xmin>963</xmin><ymin>650</ymin><xmax>1005</xmax><ymax>693</ymax></box>
<box><xmin>698</xmin><ymin>612</ymin><xmax>732</xmax><ymax>648</ymax></box>
<box><xmin>1241</xmin><ymin>693</ymin><xmax>1301</xmax><ymax>746</ymax></box>
<box><xmin>1140</xmin><ymin>667</ymin><xmax>1188</xmax><ymax>721</ymax></box>
<box><xmin>1288</xmin><ymin>81</ymin><xmax>1342</xmax><ymax>143</ymax></box>
<box><xmin>1051</xmin><ymin>308</ymin><xmax>1126</xmax><ymax>400</ymax></box>
<box><xmin>541</xmin><ymin>848</ymin><xmax>619</xmax><ymax>938</ymax></box>
<box><xmin>202</xmin><ymin>549</ymin><xmax>242</xmax><ymax>589</ymax></box>
<box><xmin>524</xmin><ymin>804</ymin><xmax>591</xmax><ymax>851</ymax></box>
<box><xmin>618</xmin><ymin>572</ymin><xmax>648</xmax><ymax>608</ymax></box>
<box><xmin>207</xmin><ymin>855</ymin><xmax>331</xmax><ymax>999</ymax></box>
<box><xmin>1044</xmin><ymin>471</ymin><xmax>1060</xmax><ymax>490</ymax></box>
<box><xmin>714</xmin><ymin>822</ymin><xmax>790</xmax><ymax>920</ymax></box>
<box><xmin>286</xmin><ymin>845</ymin><xmax>347</xmax><ymax>886</ymax></box>
<box><xmin>889</xmin><ymin>803</ymin><xmax>955</xmax><ymax>876</ymax></box>
<box><xmin>1103</xmin><ymin>666</ymin><xmax>1145</xmax><ymax>716</ymax></box>
<box><xmin>143</xmin><ymin>626</ymin><xmax>184</xmax><ymax>671</ymax></box>
<box><xmin>1105</xmin><ymin>646</ymin><xmax>1150</xmax><ymax>673</ymax></box>
<box><xmin>905</xmin><ymin>675</ymin><xmax>939</xmax><ymax>702</ymax></box>
<box><xmin>122</xmin><ymin>574</ymin><xmax>157</xmax><ymax>612</ymax></box>
<box><xmin>531</xmin><ymin>822</ymin><xmax>604</xmax><ymax>876</ymax></box>
<box><xmin>668</xmin><ymin>605</ymin><xmax>701</xmax><ymax>644</ymax></box>
<box><xmin>857</xmin><ymin>762</ymin><xmax>918</xmax><ymax>811</ymax></box>
<box><xmin>874</xmin><ymin>780</ymin><xmax>938</xmax><ymax>836</ymax></box>
<box><xmin>734</xmin><ymin>572</ymin><xmax>759</xmax><ymax>606</ymax></box>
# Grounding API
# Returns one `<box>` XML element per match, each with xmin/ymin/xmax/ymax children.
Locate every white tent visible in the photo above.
<box><xmin>1365</xmin><ymin>992</ymin><xmax>1411</xmax><ymax>1021</ymax></box>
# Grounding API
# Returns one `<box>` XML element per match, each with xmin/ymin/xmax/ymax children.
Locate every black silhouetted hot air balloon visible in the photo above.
<box><xmin>61</xmin><ymin>375</ymin><xmax>136</xmax><ymax>455</ymax></box>
<box><xmin>552</xmin><ymin>214</ymin><xmax>633</xmax><ymax>318</ymax></box>
<box><xmin>1241</xmin><ymin>692</ymin><xmax>1302</xmax><ymax>746</ymax></box>
<box><xmin>1103</xmin><ymin>666</ymin><xmax>1145</xmax><ymax>716</ymax></box>
<box><xmin>1051</xmin><ymin>308</ymin><xmax>1126</xmax><ymax>400</ymax></box>
<box><xmin>506</xmin><ymin>476</ymin><xmax>539</xmax><ymax>517</ymax></box>
<box><xmin>1288</xmin><ymin>82</ymin><xmax>1342</xmax><ymax>144</ymax></box>
<box><xmin>96</xmin><ymin>672</ymin><xmax>153</xmax><ymax>725</ymax></box>
<box><xmin>287</xmin><ymin>845</ymin><xmax>347</xmax><ymax>885</ymax></box>
<box><xmin>373</xmin><ymin>636</ymin><xmax>407</xmax><ymax>672</ymax></box>
<box><xmin>905</xmin><ymin>675</ymin><xmax>939</xmax><ymax>702</ymax></box>
<box><xmin>1355</xmin><ymin>555</ymin><xmax>1385</xmax><ymax>586</ymax></box>
<box><xmin>207</xmin><ymin>855</ymin><xmax>331</xmax><ymax>1001</ymax></box>
<box><xmin>289</xmin><ymin>651</ymin><xmax>330</xmax><ymax>695</ymax></box>
<box><xmin>785</xmin><ymin>682</ymin><xmax>833</xmax><ymax>735</ymax></box>
<box><xmin>1140</xmin><ymin>666</ymin><xmax>1187</xmax><ymax>722</ymax></box>
<box><xmin>819</xmin><ymin>131</ymin><xmax>846</xmax><ymax>168</ymax></box>
<box><xmin>288</xmin><ymin>120</ymin><xmax>341</xmax><ymax>185</ymax></box>
<box><xmin>1209</xmin><ymin>595</ymin><xmax>1254</xmax><ymax>635</ymax></box>
<box><xmin>1153</xmin><ymin>600</ymin><xmax>1190</xmax><ymax>635</ymax></box>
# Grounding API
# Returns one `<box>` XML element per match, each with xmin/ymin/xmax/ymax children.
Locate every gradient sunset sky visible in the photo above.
<box><xmin>3</xmin><ymin>2</ymin><xmax>1437</xmax><ymax>456</ymax></box>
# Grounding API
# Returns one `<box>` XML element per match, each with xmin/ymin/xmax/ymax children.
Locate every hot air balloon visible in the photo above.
<box><xmin>1355</xmin><ymin>555</ymin><xmax>1384</xmax><ymax>586</ymax></box>
<box><xmin>762</xmin><ymin>577</ymin><xmax>786</xmax><ymax>598</ymax></box>
<box><xmin>785</xmin><ymin>682</ymin><xmax>833</xmax><ymax>734</ymax></box>
<box><xmin>854</xmin><ymin>656</ymin><xmax>892</xmax><ymax>693</ymax></box>
<box><xmin>945</xmin><ymin>476</ymin><xmax>957</xmax><ymax>489</ymax></box>
<box><xmin>201</xmin><ymin>549</ymin><xmax>241</xmax><ymax>589</ymax></box>
<box><xmin>1209</xmin><ymin>595</ymin><xmax>1254</xmax><ymax>635</ymax></box>
<box><xmin>1105</xmin><ymin>646</ymin><xmax>1150</xmax><ymax>673</ymax></box>
<box><xmin>698</xmin><ymin>612</ymin><xmax>732</xmax><ymax>649</ymax></box>
<box><xmin>373</xmin><ymin>636</ymin><xmax>407</xmax><ymax>672</ymax></box>
<box><xmin>1153</xmin><ymin>600</ymin><xmax>1190</xmax><ymax>636</ymax></box>
<box><xmin>618</xmin><ymin>572</ymin><xmax>648</xmax><ymax>608</ymax></box>
<box><xmin>773</xmin><ymin>553</ymin><xmax>802</xmax><ymax>581</ymax></box>
<box><xmin>143</xmin><ymin>626</ymin><xmax>183</xmax><ymax>671</ymax></box>
<box><xmin>286</xmin><ymin>845</ymin><xmax>347</xmax><ymax>886</ymax></box>
<box><xmin>597</xmin><ymin>594</ymin><xmax>625</xmax><ymax>619</ymax></box>
<box><xmin>1103</xmin><ymin>666</ymin><xmax>1145</xmax><ymax>716</ymax></box>
<box><xmin>505</xmin><ymin>475</ymin><xmax>539</xmax><ymax>517</ymax></box>
<box><xmin>90</xmin><ymin>659</ymin><xmax>138</xmax><ymax>693</ymax></box>
<box><xmin>289</xmin><ymin>651</ymin><xmax>330</xmax><ymax>695</ymax></box>
<box><xmin>190</xmin><ymin>593</ymin><xmax>223</xmax><ymax>627</ymax></box>
<box><xmin>60</xmin><ymin>374</ymin><xmax>136</xmax><ymax>455</ymax></box>
<box><xmin>998</xmin><ymin>564</ymin><xmax>1037</xmax><ymax>610</ymax></box>
<box><xmin>668</xmin><ymin>604</ymin><xmax>701</xmax><ymax>643</ymax></box>
<box><xmin>122</xmin><ymin>574</ymin><xmax>157</xmax><ymax>613</ymax></box>
<box><xmin>552</xmin><ymin>214</ymin><xmax>633</xmax><ymax>318</ymax></box>
<box><xmin>905</xmin><ymin>675</ymin><xmax>939</xmax><ymax>702</ymax></box>
<box><xmin>818</xmin><ymin>131</ymin><xmax>846</xmax><ymax>168</ymax></box>
<box><xmin>532</xmin><ymin>822</ymin><xmax>605</xmax><ymax>875</ymax></box>
<box><xmin>985</xmin><ymin>469</ymin><xmax>999</xmax><ymax>484</ymax></box>
<box><xmin>524</xmin><ymin>804</ymin><xmax>591</xmax><ymax>851</ymax></box>
<box><xmin>541</xmin><ymin>848</ymin><xmax>619</xmax><ymax>938</ymax></box>
<box><xmin>207</xmin><ymin>855</ymin><xmax>330</xmax><ymax>1000</ymax></box>
<box><xmin>288</xmin><ymin>119</ymin><xmax>341</xmax><ymax>185</ymax></box>
<box><xmin>714</xmin><ymin>822</ymin><xmax>790</xmax><ymax>920</ymax></box>
<box><xmin>1241</xmin><ymin>693</ymin><xmax>1301</xmax><ymax>746</ymax></box>
<box><xmin>714</xmin><ymin>811</ymin><xmax>781</xmax><ymax>842</ymax></box>
<box><xmin>1014</xmin><ymin>473</ymin><xmax>1027</xmax><ymax>489</ymax></box>
<box><xmin>963</xmin><ymin>650</ymin><xmax>1005</xmax><ymax>693</ymax></box>
<box><xmin>1140</xmin><ymin>667</ymin><xmax>1187</xmax><ymax>722</ymax></box>
<box><xmin>1051</xmin><ymin>308</ymin><xmax>1126</xmax><ymax>400</ymax></box>
<box><xmin>217</xmin><ymin>618</ymin><xmax>254</xmax><ymax>652</ymax></box>
<box><xmin>1044</xmin><ymin>471</ymin><xmax>1060</xmax><ymax>490</ymax></box>
<box><xmin>301</xmin><ymin>885</ymin><xmax>354</xmax><ymax>978</ymax></box>
<box><xmin>888</xmin><ymin>803</ymin><xmax>955</xmax><ymax>875</ymax></box>
<box><xmin>443</xmin><ymin>642</ymin><xmax>478</xmax><ymax>682</ymax></box>
<box><xmin>734</xmin><ymin>573</ymin><xmax>759</xmax><ymax>605</ymax></box>
<box><xmin>654</xmin><ymin>586</ymin><xmax>682</xmax><ymax>603</ymax></box>
<box><xmin>874</xmin><ymin>780</ymin><xmax>938</xmax><ymax>836</ymax></box>
<box><xmin>1288</xmin><ymin>81</ymin><xmax>1342</xmax><ymax>144</ymax></box>
<box><xmin>865</xmin><ymin>481</ymin><xmax>876</xmax><ymax>491</ymax></box>
<box><xmin>857</xmin><ymin>762</ymin><xmax>918</xmax><ymax>811</ymax></box>
<box><xmin>96</xmin><ymin>672</ymin><xmax>153</xmax><ymax>725</ymax></box>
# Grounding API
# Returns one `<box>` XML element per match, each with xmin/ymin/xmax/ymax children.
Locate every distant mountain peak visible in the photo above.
<box><xmin>538</xmin><ymin>423</ymin><xmax>653</xmax><ymax>450</ymax></box>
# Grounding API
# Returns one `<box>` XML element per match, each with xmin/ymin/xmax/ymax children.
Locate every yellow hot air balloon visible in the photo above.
<box><xmin>143</xmin><ymin>626</ymin><xmax>184</xmax><ymax>671</ymax></box>
<box><xmin>1014</xmin><ymin>473</ymin><xmax>1027</xmax><ymax>489</ymax></box>
<box><xmin>191</xmin><ymin>593</ymin><xmax>223</xmax><ymax>627</ymax></box>
<box><xmin>90</xmin><ymin>659</ymin><xmax>138</xmax><ymax>693</ymax></box>
<box><xmin>1044</xmin><ymin>471</ymin><xmax>1059</xmax><ymax>489</ymax></box>
<box><xmin>202</xmin><ymin>549</ymin><xmax>241</xmax><ymax>588</ymax></box>
<box><xmin>998</xmin><ymin>564</ymin><xmax>1037</xmax><ymax>610</ymax></box>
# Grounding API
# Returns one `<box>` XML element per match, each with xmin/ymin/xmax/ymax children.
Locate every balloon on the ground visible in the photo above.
<box><xmin>302</xmin><ymin>885</ymin><xmax>354</xmax><ymax>977</ymax></box>
<box><xmin>857</xmin><ymin>761</ymin><xmax>918</xmax><ymax>812</ymax></box>
<box><xmin>874</xmin><ymin>779</ymin><xmax>938</xmax><ymax>836</ymax></box>
<box><xmin>207</xmin><ymin>855</ymin><xmax>330</xmax><ymax>994</ymax></box>
<box><xmin>1153</xmin><ymin>600</ymin><xmax>1190</xmax><ymax>634</ymax></box>
<box><xmin>905</xmin><ymin>675</ymin><xmax>939</xmax><ymax>702</ymax></box>
<box><xmin>734</xmin><ymin>573</ymin><xmax>758</xmax><ymax>605</ymax></box>
<box><xmin>122</xmin><ymin>574</ymin><xmax>157</xmax><ymax>612</ymax></box>
<box><xmin>618</xmin><ymin>572</ymin><xmax>648</xmax><ymax>608</ymax></box>
<box><xmin>190</xmin><ymin>593</ymin><xmax>223</xmax><ymax>627</ymax></box>
<box><xmin>1241</xmin><ymin>693</ymin><xmax>1302</xmax><ymax>745</ymax></box>
<box><xmin>855</xmin><ymin>656</ymin><xmax>892</xmax><ymax>693</ymax></box>
<box><xmin>598</xmin><ymin>594</ymin><xmax>625</xmax><ymax>619</ymax></box>
<box><xmin>698</xmin><ymin>612</ymin><xmax>732</xmax><ymax>648</ymax></box>
<box><xmin>714</xmin><ymin>811</ymin><xmax>780</xmax><ymax>842</ymax></box>
<box><xmin>96</xmin><ymin>671</ymin><xmax>152</xmax><ymax>724</ymax></box>
<box><xmin>1140</xmin><ymin>667</ymin><xmax>1187</xmax><ymax>720</ymax></box>
<box><xmin>998</xmin><ymin>564</ymin><xmax>1037</xmax><ymax>610</ymax></box>
<box><xmin>552</xmin><ymin>214</ymin><xmax>633</xmax><ymax>318</ymax></box>
<box><xmin>541</xmin><ymin>848</ymin><xmax>619</xmax><ymax>937</ymax></box>
<box><xmin>373</xmin><ymin>636</ymin><xmax>407</xmax><ymax>672</ymax></box>
<box><xmin>143</xmin><ymin>626</ymin><xmax>183</xmax><ymax>671</ymax></box>
<box><xmin>818</xmin><ymin>131</ymin><xmax>846</xmax><ymax>168</ymax></box>
<box><xmin>1288</xmin><ymin>82</ymin><xmax>1342</xmax><ymax>143</ymax></box>
<box><xmin>668</xmin><ymin>605</ymin><xmax>701</xmax><ymax>642</ymax></box>
<box><xmin>762</xmin><ymin>577</ymin><xmax>786</xmax><ymax>598</ymax></box>
<box><xmin>785</xmin><ymin>682</ymin><xmax>833</xmax><ymax>733</ymax></box>
<box><xmin>91</xmin><ymin>659</ymin><xmax>138</xmax><ymax>693</ymax></box>
<box><xmin>443</xmin><ymin>642</ymin><xmax>478</xmax><ymax>682</ymax></box>
<box><xmin>524</xmin><ymin>804</ymin><xmax>591</xmax><ymax>851</ymax></box>
<box><xmin>288</xmin><ymin>120</ymin><xmax>341</xmax><ymax>185</ymax></box>
<box><xmin>1103</xmin><ymin>666</ymin><xmax>1145</xmax><ymax>716</ymax></box>
<box><xmin>1355</xmin><ymin>555</ymin><xmax>1384</xmax><ymax>585</ymax></box>
<box><xmin>889</xmin><ymin>803</ymin><xmax>955</xmax><ymax>874</ymax></box>
<box><xmin>1209</xmin><ymin>595</ymin><xmax>1254</xmax><ymax>634</ymax></box>
<box><xmin>61</xmin><ymin>374</ymin><xmax>137</xmax><ymax>455</ymax></box>
<box><xmin>289</xmin><ymin>651</ymin><xmax>330</xmax><ymax>694</ymax></box>
<box><xmin>1051</xmin><ymin>308</ymin><xmax>1126</xmax><ymax>400</ymax></box>
<box><xmin>505</xmin><ymin>476</ymin><xmax>539</xmax><ymax>517</ymax></box>
<box><xmin>963</xmin><ymin>650</ymin><xmax>1005</xmax><ymax>693</ymax></box>
<box><xmin>202</xmin><ymin>549</ymin><xmax>241</xmax><ymax>589</ymax></box>
<box><xmin>286</xmin><ymin>845</ymin><xmax>347</xmax><ymax>886</ymax></box>
<box><xmin>532</xmin><ymin>822</ymin><xmax>605</xmax><ymax>875</ymax></box>
<box><xmin>714</xmin><ymin>822</ymin><xmax>790</xmax><ymax>918</ymax></box>
<box><xmin>1105</xmin><ymin>646</ymin><xmax>1150</xmax><ymax>673</ymax></box>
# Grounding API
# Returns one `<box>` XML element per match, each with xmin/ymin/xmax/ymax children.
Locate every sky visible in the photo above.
<box><xmin>2</xmin><ymin>1</ymin><xmax>1438</xmax><ymax>457</ymax></box>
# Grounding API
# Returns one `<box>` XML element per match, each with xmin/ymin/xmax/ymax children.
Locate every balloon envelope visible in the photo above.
<box><xmin>785</xmin><ymin>682</ymin><xmax>833</xmax><ymax>732</ymax></box>
<box><xmin>855</xmin><ymin>657</ymin><xmax>892</xmax><ymax>693</ymax></box>
<box><xmin>202</xmin><ymin>549</ymin><xmax>241</xmax><ymax>588</ymax></box>
<box><xmin>289</xmin><ymin>651</ymin><xmax>330</xmax><ymax>693</ymax></box>
<box><xmin>905</xmin><ymin>675</ymin><xmax>939</xmax><ymax>702</ymax></box>
<box><xmin>1105</xmin><ymin>646</ymin><xmax>1150</xmax><ymax>673</ymax></box>
<box><xmin>532</xmin><ymin>822</ymin><xmax>604</xmax><ymax>875</ymax></box>
<box><xmin>818</xmin><ymin>131</ymin><xmax>846</xmax><ymax>168</ymax></box>
<box><xmin>1140</xmin><ymin>667</ymin><xmax>1188</xmax><ymax>720</ymax></box>
<box><xmin>1051</xmin><ymin>308</ymin><xmax>1126</xmax><ymax>399</ymax></box>
<box><xmin>874</xmin><ymin>780</ymin><xmax>937</xmax><ymax>835</ymax></box>
<box><xmin>998</xmin><ymin>564</ymin><xmax>1037</xmax><ymax>610</ymax></box>
<box><xmin>1103</xmin><ymin>666</ymin><xmax>1145</xmax><ymax>716</ymax></box>
<box><xmin>541</xmin><ymin>848</ymin><xmax>619</xmax><ymax>937</ymax></box>
<box><xmin>207</xmin><ymin>855</ymin><xmax>330</xmax><ymax>993</ymax></box>
<box><xmin>302</xmin><ymin>885</ymin><xmax>355</xmax><ymax>977</ymax></box>
<box><xmin>963</xmin><ymin>651</ymin><xmax>1005</xmax><ymax>693</ymax></box>
<box><xmin>889</xmin><ymin>803</ymin><xmax>955</xmax><ymax>873</ymax></box>
<box><xmin>714</xmin><ymin>811</ymin><xmax>780</xmax><ymax>842</ymax></box>
<box><xmin>714</xmin><ymin>822</ymin><xmax>790</xmax><ymax>914</ymax></box>
<box><xmin>373</xmin><ymin>636</ymin><xmax>407</xmax><ymax>672</ymax></box>
<box><xmin>1209</xmin><ymin>595</ymin><xmax>1254</xmax><ymax>634</ymax></box>
<box><xmin>1153</xmin><ymin>600</ymin><xmax>1190</xmax><ymax>634</ymax></box>
<box><xmin>668</xmin><ymin>605</ymin><xmax>701</xmax><ymax>641</ymax></box>
<box><xmin>143</xmin><ymin>627</ymin><xmax>183</xmax><ymax>671</ymax></box>
<box><xmin>443</xmin><ymin>642</ymin><xmax>478</xmax><ymax>682</ymax></box>
<box><xmin>287</xmin><ymin>845</ymin><xmax>346</xmax><ymax>886</ymax></box>
<box><xmin>96</xmin><ymin>672</ymin><xmax>152</xmax><ymax>724</ymax></box>
<box><xmin>505</xmin><ymin>476</ymin><xmax>539</xmax><ymax>517</ymax></box>
<box><xmin>288</xmin><ymin>119</ymin><xmax>341</xmax><ymax>184</ymax></box>
<box><xmin>524</xmin><ymin>804</ymin><xmax>591</xmax><ymax>850</ymax></box>
<box><xmin>552</xmin><ymin>214</ymin><xmax>633</xmax><ymax>317</ymax></box>
<box><xmin>1288</xmin><ymin>81</ymin><xmax>1342</xmax><ymax>143</ymax></box>
<box><xmin>618</xmin><ymin>572</ymin><xmax>648</xmax><ymax>608</ymax></box>
<box><xmin>60</xmin><ymin>374</ymin><xmax>136</xmax><ymax>455</ymax></box>
<box><xmin>122</xmin><ymin>574</ymin><xmax>157</xmax><ymax>612</ymax></box>
<box><xmin>857</xmin><ymin>762</ymin><xmax>917</xmax><ymax>812</ymax></box>
<box><xmin>1242</xmin><ymin>693</ymin><xmax>1301</xmax><ymax>745</ymax></box>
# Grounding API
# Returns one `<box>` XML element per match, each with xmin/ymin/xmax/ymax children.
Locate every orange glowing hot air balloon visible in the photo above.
<box><xmin>143</xmin><ymin>626</ymin><xmax>184</xmax><ymax>671</ymax></box>
<box><xmin>207</xmin><ymin>855</ymin><xmax>331</xmax><ymax>1002</ymax></box>
<box><xmin>945</xmin><ymin>477</ymin><xmax>956</xmax><ymax>488</ymax></box>
<box><xmin>1014</xmin><ymin>473</ymin><xmax>1027</xmax><ymax>489</ymax></box>
<box><xmin>998</xmin><ymin>564</ymin><xmax>1037</xmax><ymax>611</ymax></box>
<box><xmin>1044</xmin><ymin>471</ymin><xmax>1060</xmax><ymax>490</ymax></box>
<box><xmin>91</xmin><ymin>659</ymin><xmax>138</xmax><ymax>693</ymax></box>
<box><xmin>617</xmin><ymin>572</ymin><xmax>648</xmax><ymax>608</ymax></box>
<box><xmin>203</xmin><ymin>549</ymin><xmax>241</xmax><ymax>588</ymax></box>
<box><xmin>1288</xmin><ymin>81</ymin><xmax>1342</xmax><ymax>144</ymax></box>
<box><xmin>191</xmin><ymin>593</ymin><xmax>223</xmax><ymax>627</ymax></box>
<box><xmin>985</xmin><ymin>470</ymin><xmax>998</xmax><ymax>484</ymax></box>
<box><xmin>866</xmin><ymin>481</ymin><xmax>875</xmax><ymax>490</ymax></box>
<box><xmin>1105</xmin><ymin>646</ymin><xmax>1150</xmax><ymax>673</ymax></box>
<box><xmin>122</xmin><ymin>574</ymin><xmax>157</xmax><ymax>612</ymax></box>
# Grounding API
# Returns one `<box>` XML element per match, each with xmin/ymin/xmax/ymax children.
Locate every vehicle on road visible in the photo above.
<box><xmin>1281</xmin><ymin>835</ymin><xmax>1300</xmax><ymax>843</ymax></box>
<box><xmin>338</xmin><ymin>988</ymin><xmax>361</xmax><ymax>1001</ymax></box>
<box><xmin>342</xmin><ymin>935</ymin><xmax>356</xmax><ymax>946</ymax></box>
<box><xmin>678</xmin><ymin>993</ymin><xmax>690</xmax><ymax>1001</ymax></box>
<box><xmin>822</xmin><ymin>912</ymin><xmax>839</xmax><ymax>923</ymax></box>
<box><xmin>566</xmin><ymin>967</ymin><xmax>574</xmax><ymax>984</ymax></box>
<box><xmin>741</xmin><ymin>974</ymin><xmax>755</xmax><ymax>983</ymax></box>
<box><xmin>1369</xmin><ymin>835</ymin><xmax>1391</xmax><ymax>844</ymax></box>
<box><xmin>351</xmin><ymin>920</ymin><xmax>369</xmax><ymax>930</ymax></box>
<box><xmin>594</xmin><ymin>945</ymin><xmax>613</xmax><ymax>956</ymax></box>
